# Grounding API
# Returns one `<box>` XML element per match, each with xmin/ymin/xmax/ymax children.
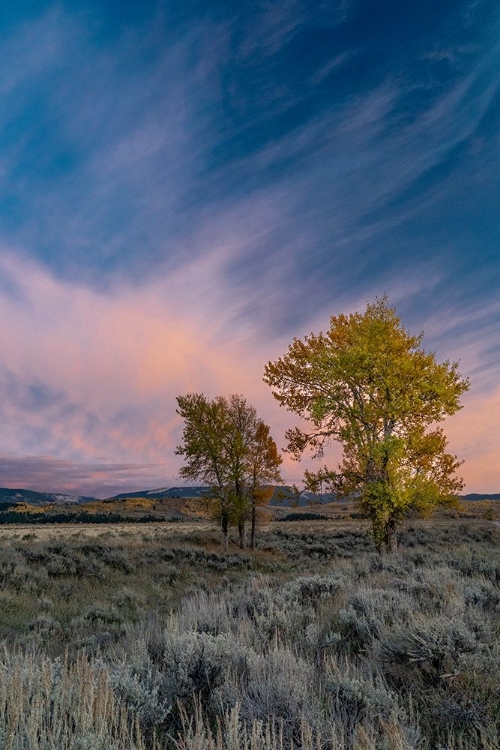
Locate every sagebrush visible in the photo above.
<box><xmin>0</xmin><ymin>521</ymin><xmax>498</xmax><ymax>748</ymax></box>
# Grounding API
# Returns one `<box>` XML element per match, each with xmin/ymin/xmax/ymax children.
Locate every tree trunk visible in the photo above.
<box><xmin>385</xmin><ymin>517</ymin><xmax>397</xmax><ymax>553</ymax></box>
<box><xmin>250</xmin><ymin>500</ymin><xmax>256</xmax><ymax>550</ymax></box>
<box><xmin>221</xmin><ymin>510</ymin><xmax>229</xmax><ymax>550</ymax></box>
<box><xmin>238</xmin><ymin>520</ymin><xmax>245</xmax><ymax>549</ymax></box>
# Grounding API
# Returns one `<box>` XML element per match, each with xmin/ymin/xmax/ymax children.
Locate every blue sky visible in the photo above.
<box><xmin>0</xmin><ymin>0</ymin><xmax>499</xmax><ymax>496</ymax></box>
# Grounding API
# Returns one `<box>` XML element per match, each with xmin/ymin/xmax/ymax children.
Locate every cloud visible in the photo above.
<box><xmin>0</xmin><ymin>7</ymin><xmax>221</xmax><ymax>285</ymax></box>
<box><xmin>410</xmin><ymin>295</ymin><xmax>500</xmax><ymax>394</ymax></box>
<box><xmin>0</xmin><ymin>1</ymin><xmax>498</xmax><ymax>330</ymax></box>
<box><xmin>446</xmin><ymin>385</ymin><xmax>500</xmax><ymax>493</ymax></box>
<box><xmin>0</xmin><ymin>248</ymin><xmax>495</xmax><ymax>495</ymax></box>
<box><xmin>0</xmin><ymin>454</ymin><xmax>170</xmax><ymax>499</ymax></box>
<box><xmin>0</xmin><ymin>2</ymin><xmax>499</xmax><ymax>493</ymax></box>
<box><xmin>0</xmin><ymin>249</ymin><xmax>301</xmax><ymax>494</ymax></box>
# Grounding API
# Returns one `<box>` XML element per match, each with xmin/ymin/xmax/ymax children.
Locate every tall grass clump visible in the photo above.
<box><xmin>0</xmin><ymin>650</ymin><xmax>147</xmax><ymax>749</ymax></box>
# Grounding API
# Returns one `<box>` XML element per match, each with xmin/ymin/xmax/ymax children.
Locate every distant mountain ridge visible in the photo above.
<box><xmin>461</xmin><ymin>493</ymin><xmax>500</xmax><ymax>501</ymax></box>
<box><xmin>0</xmin><ymin>486</ymin><xmax>498</xmax><ymax>508</ymax></box>
<box><xmin>111</xmin><ymin>486</ymin><xmax>210</xmax><ymax>500</ymax></box>
<box><xmin>110</xmin><ymin>487</ymin><xmax>499</xmax><ymax>505</ymax></box>
<box><xmin>111</xmin><ymin>486</ymin><xmax>335</xmax><ymax>506</ymax></box>
<box><xmin>0</xmin><ymin>488</ymin><xmax>96</xmax><ymax>506</ymax></box>
<box><xmin>0</xmin><ymin>485</ymin><xmax>330</xmax><ymax>507</ymax></box>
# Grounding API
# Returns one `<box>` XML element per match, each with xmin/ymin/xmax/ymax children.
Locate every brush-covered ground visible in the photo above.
<box><xmin>0</xmin><ymin>517</ymin><xmax>498</xmax><ymax>749</ymax></box>
<box><xmin>1</xmin><ymin>494</ymin><xmax>498</xmax><ymax>525</ymax></box>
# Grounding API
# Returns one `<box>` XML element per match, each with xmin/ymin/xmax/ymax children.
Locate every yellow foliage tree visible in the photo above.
<box><xmin>264</xmin><ymin>296</ymin><xmax>470</xmax><ymax>552</ymax></box>
<box><xmin>175</xmin><ymin>393</ymin><xmax>282</xmax><ymax>548</ymax></box>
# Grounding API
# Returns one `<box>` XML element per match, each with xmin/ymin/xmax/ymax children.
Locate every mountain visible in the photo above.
<box><xmin>110</xmin><ymin>486</ymin><xmax>211</xmax><ymax>500</ymax></box>
<box><xmin>462</xmin><ymin>493</ymin><xmax>500</xmax><ymax>501</ymax></box>
<box><xmin>0</xmin><ymin>488</ymin><xmax>97</xmax><ymax>506</ymax></box>
<box><xmin>4</xmin><ymin>484</ymin><xmax>497</xmax><ymax>508</ymax></box>
<box><xmin>110</xmin><ymin>486</ymin><xmax>335</xmax><ymax>505</ymax></box>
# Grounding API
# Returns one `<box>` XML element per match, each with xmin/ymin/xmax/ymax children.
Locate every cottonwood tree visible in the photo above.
<box><xmin>263</xmin><ymin>296</ymin><xmax>469</xmax><ymax>553</ymax></box>
<box><xmin>175</xmin><ymin>393</ymin><xmax>282</xmax><ymax>548</ymax></box>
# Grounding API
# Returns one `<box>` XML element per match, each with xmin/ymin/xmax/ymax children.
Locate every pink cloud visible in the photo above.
<box><xmin>445</xmin><ymin>386</ymin><xmax>500</xmax><ymax>493</ymax></box>
<box><xmin>0</xmin><ymin>251</ymin><xmax>497</xmax><ymax>495</ymax></box>
<box><xmin>0</xmin><ymin>250</ymin><xmax>298</xmax><ymax>492</ymax></box>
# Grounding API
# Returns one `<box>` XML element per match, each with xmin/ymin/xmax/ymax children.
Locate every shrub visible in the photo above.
<box><xmin>278</xmin><ymin>512</ymin><xmax>330</xmax><ymax>522</ymax></box>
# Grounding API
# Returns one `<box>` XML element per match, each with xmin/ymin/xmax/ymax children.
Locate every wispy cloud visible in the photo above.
<box><xmin>0</xmin><ymin>249</ymin><xmax>298</xmax><ymax>493</ymax></box>
<box><xmin>0</xmin><ymin>8</ymin><xmax>220</xmax><ymax>284</ymax></box>
<box><xmin>1</xmin><ymin>2</ymin><xmax>498</xmax><ymax>322</ymax></box>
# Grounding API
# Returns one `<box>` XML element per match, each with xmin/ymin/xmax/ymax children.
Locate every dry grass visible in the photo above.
<box><xmin>0</xmin><ymin>509</ymin><xmax>495</xmax><ymax>542</ymax></box>
<box><xmin>0</xmin><ymin>521</ymin><xmax>214</xmax><ymax>542</ymax></box>
<box><xmin>0</xmin><ymin>651</ymin><xmax>148</xmax><ymax>749</ymax></box>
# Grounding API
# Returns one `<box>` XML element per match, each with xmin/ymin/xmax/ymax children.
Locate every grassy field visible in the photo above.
<box><xmin>0</xmin><ymin>515</ymin><xmax>498</xmax><ymax>748</ymax></box>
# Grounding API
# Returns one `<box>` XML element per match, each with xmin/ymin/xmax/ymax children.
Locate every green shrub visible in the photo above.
<box><xmin>278</xmin><ymin>512</ymin><xmax>330</xmax><ymax>521</ymax></box>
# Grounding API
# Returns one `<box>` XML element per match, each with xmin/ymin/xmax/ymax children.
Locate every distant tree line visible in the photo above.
<box><xmin>0</xmin><ymin>511</ymin><xmax>171</xmax><ymax>524</ymax></box>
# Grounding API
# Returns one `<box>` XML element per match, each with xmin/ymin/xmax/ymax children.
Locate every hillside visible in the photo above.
<box><xmin>110</xmin><ymin>486</ymin><xmax>210</xmax><ymax>501</ymax></box>
<box><xmin>2</xmin><ymin>485</ymin><xmax>499</xmax><ymax>515</ymax></box>
<box><xmin>462</xmin><ymin>493</ymin><xmax>500</xmax><ymax>501</ymax></box>
<box><xmin>0</xmin><ymin>487</ymin><xmax>96</xmax><ymax>506</ymax></box>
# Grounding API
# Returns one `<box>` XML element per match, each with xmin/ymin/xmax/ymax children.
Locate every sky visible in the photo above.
<box><xmin>0</xmin><ymin>0</ymin><xmax>499</xmax><ymax>497</ymax></box>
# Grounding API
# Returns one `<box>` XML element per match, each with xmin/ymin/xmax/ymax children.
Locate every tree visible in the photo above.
<box><xmin>175</xmin><ymin>393</ymin><xmax>232</xmax><ymax>547</ymax></box>
<box><xmin>263</xmin><ymin>296</ymin><xmax>470</xmax><ymax>553</ymax></box>
<box><xmin>221</xmin><ymin>394</ymin><xmax>258</xmax><ymax>548</ymax></box>
<box><xmin>175</xmin><ymin>393</ymin><xmax>282</xmax><ymax>549</ymax></box>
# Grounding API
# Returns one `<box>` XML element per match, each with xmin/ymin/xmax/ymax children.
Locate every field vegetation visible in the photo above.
<box><xmin>0</xmin><ymin>516</ymin><xmax>498</xmax><ymax>748</ymax></box>
<box><xmin>0</xmin><ymin>497</ymin><xmax>206</xmax><ymax>526</ymax></box>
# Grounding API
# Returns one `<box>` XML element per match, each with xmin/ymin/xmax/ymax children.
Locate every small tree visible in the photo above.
<box><xmin>175</xmin><ymin>393</ymin><xmax>233</xmax><ymax>547</ymax></box>
<box><xmin>175</xmin><ymin>393</ymin><xmax>282</xmax><ymax>548</ymax></box>
<box><xmin>263</xmin><ymin>296</ymin><xmax>470</xmax><ymax>553</ymax></box>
